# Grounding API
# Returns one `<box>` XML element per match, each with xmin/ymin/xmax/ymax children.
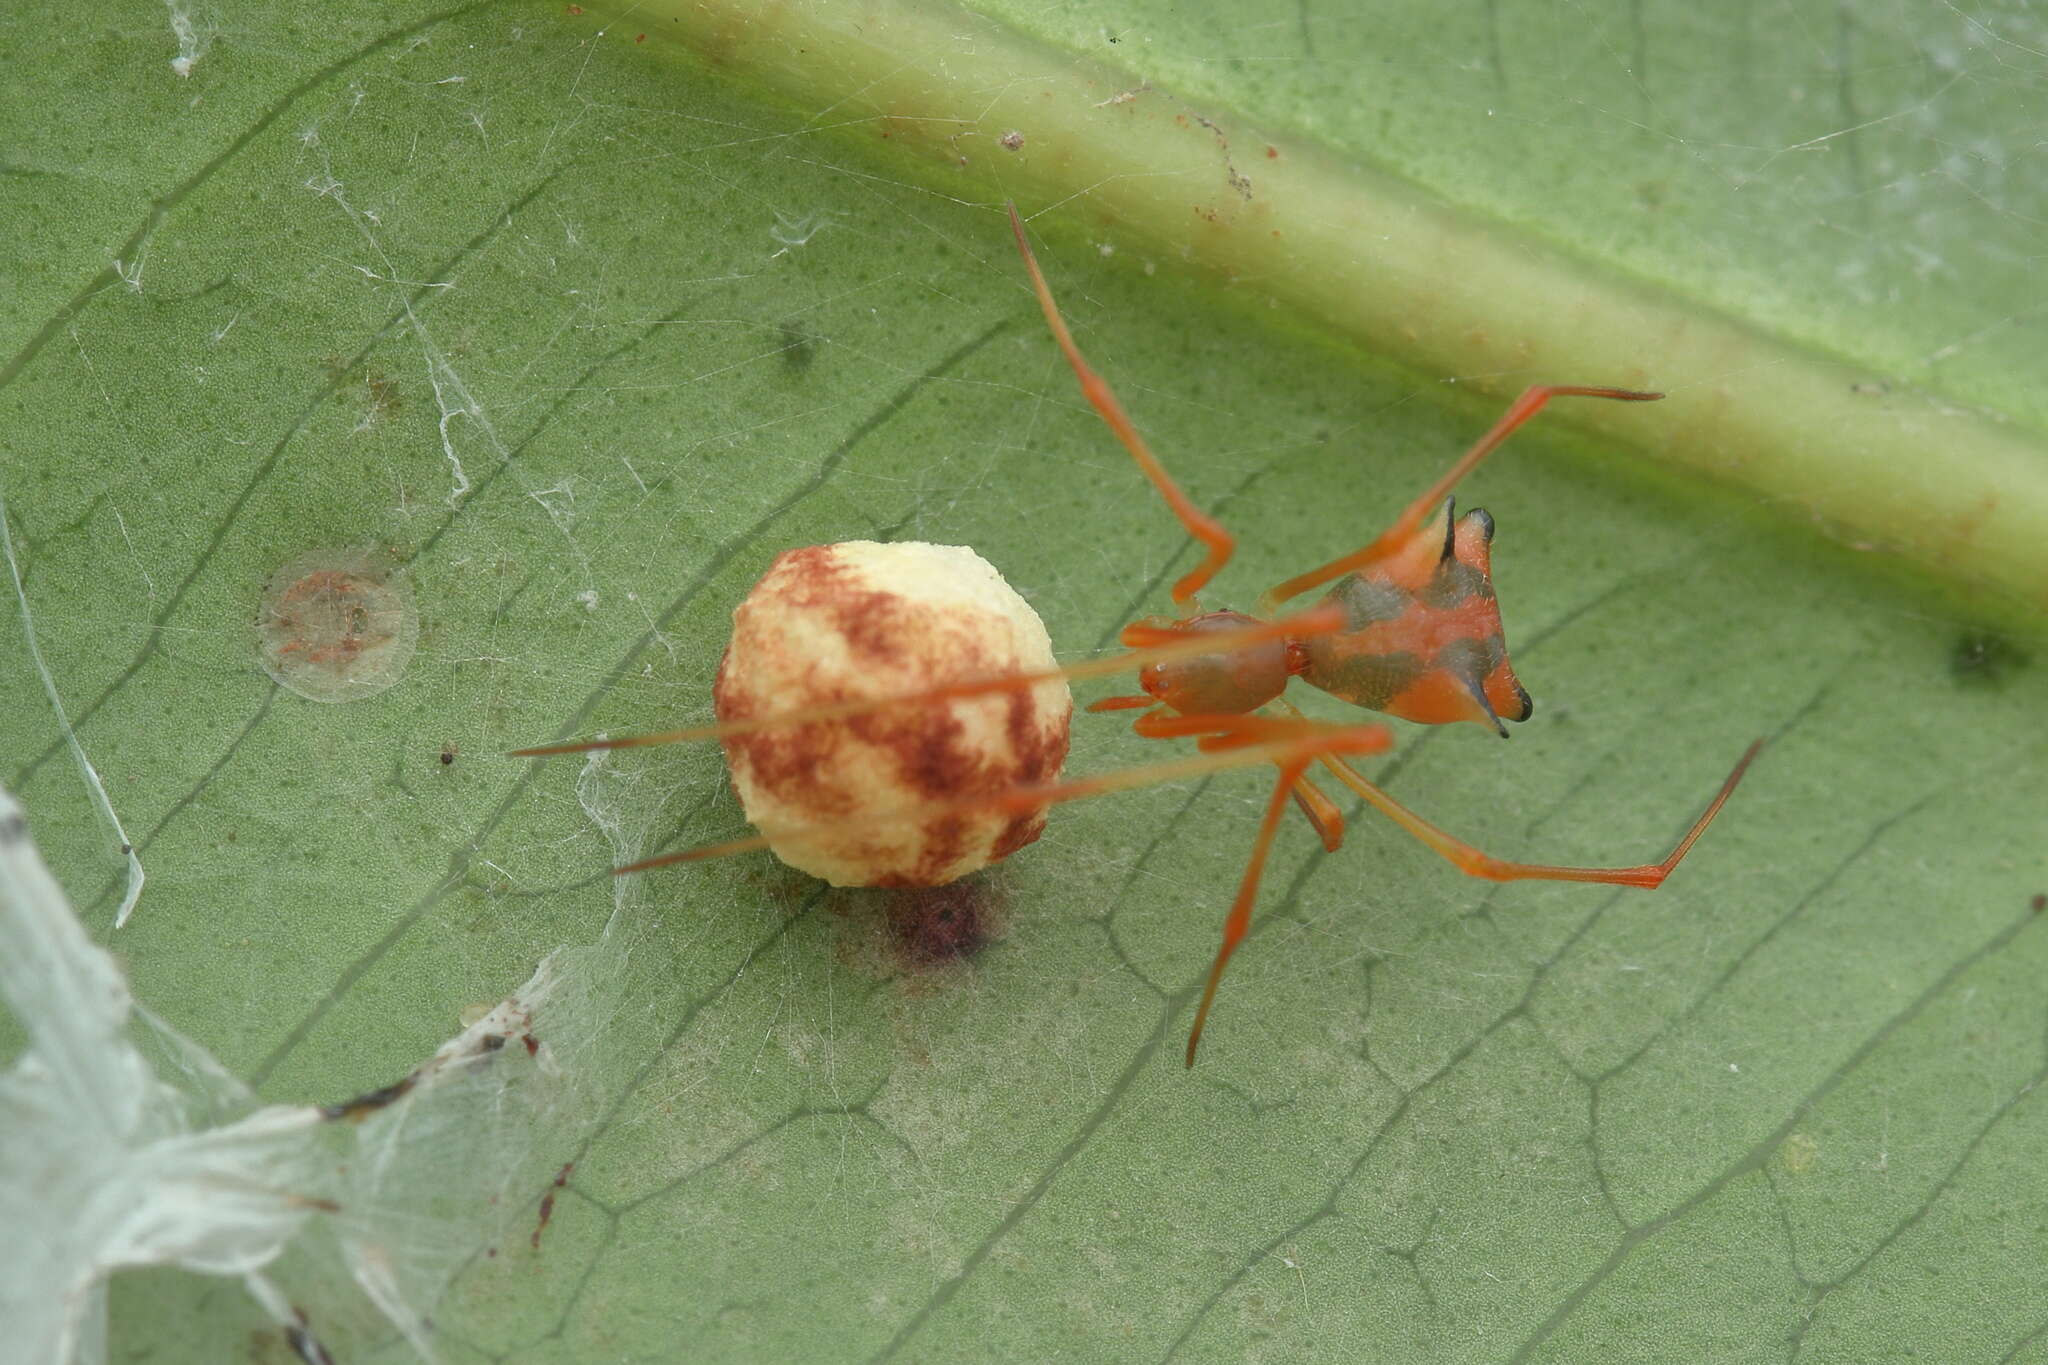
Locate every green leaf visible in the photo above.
<box><xmin>4</xmin><ymin>1</ymin><xmax>2046</xmax><ymax>1361</ymax></box>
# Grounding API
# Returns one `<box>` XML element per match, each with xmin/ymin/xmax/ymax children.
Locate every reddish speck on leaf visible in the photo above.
<box><xmin>530</xmin><ymin>1195</ymin><xmax>554</xmax><ymax>1250</ymax></box>
<box><xmin>529</xmin><ymin>1163</ymin><xmax>573</xmax><ymax>1251</ymax></box>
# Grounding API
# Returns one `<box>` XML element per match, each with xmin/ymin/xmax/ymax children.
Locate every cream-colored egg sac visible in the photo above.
<box><xmin>712</xmin><ymin>542</ymin><xmax>1072</xmax><ymax>886</ymax></box>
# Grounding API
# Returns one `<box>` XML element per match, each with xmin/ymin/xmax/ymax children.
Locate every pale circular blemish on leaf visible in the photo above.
<box><xmin>255</xmin><ymin>548</ymin><xmax>419</xmax><ymax>703</ymax></box>
<box><xmin>1778</xmin><ymin>1131</ymin><xmax>1819</xmax><ymax>1175</ymax></box>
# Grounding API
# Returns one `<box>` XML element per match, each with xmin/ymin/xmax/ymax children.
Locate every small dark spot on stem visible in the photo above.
<box><xmin>1950</xmin><ymin>631</ymin><xmax>2029</xmax><ymax>687</ymax></box>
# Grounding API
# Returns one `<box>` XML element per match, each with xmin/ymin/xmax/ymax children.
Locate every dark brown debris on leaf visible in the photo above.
<box><xmin>885</xmin><ymin>876</ymin><xmax>1005</xmax><ymax>966</ymax></box>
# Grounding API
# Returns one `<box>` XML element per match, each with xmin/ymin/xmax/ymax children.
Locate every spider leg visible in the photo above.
<box><xmin>1009</xmin><ymin>203</ymin><xmax>1234</xmax><ymax>606</ymax></box>
<box><xmin>1185</xmin><ymin>754</ymin><xmax>1311</xmax><ymax>1067</ymax></box>
<box><xmin>1288</xmin><ymin>772</ymin><xmax>1345</xmax><ymax>852</ymax></box>
<box><xmin>615</xmin><ymin>712</ymin><xmax>1389</xmax><ymax>878</ymax></box>
<box><xmin>1259</xmin><ymin>385</ymin><xmax>1661</xmax><ymax>613</ymax></box>
<box><xmin>1310</xmin><ymin>740</ymin><xmax>1762</xmax><ymax>888</ymax></box>
<box><xmin>511</xmin><ymin>606</ymin><xmax>1340</xmax><ymax>757</ymax></box>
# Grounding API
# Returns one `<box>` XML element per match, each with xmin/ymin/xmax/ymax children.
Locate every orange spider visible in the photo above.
<box><xmin>517</xmin><ymin>205</ymin><xmax>1758</xmax><ymax>1066</ymax></box>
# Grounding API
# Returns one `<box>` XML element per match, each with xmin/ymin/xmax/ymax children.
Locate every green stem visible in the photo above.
<box><xmin>624</xmin><ymin>0</ymin><xmax>2048</xmax><ymax>618</ymax></box>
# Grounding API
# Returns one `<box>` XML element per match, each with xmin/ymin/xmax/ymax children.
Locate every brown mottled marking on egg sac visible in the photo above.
<box><xmin>719</xmin><ymin>635</ymin><xmax>1055</xmax><ymax>885</ymax></box>
<box><xmin>769</xmin><ymin>543</ymin><xmax>840</xmax><ymax>587</ymax></box>
<box><xmin>990</xmin><ymin>810</ymin><xmax>1047</xmax><ymax>861</ymax></box>
<box><xmin>833</xmin><ymin>663</ymin><xmax>1062</xmax><ymax>883</ymax></box>
<box><xmin>906</xmin><ymin>815</ymin><xmax>973</xmax><ymax>886</ymax></box>
<box><xmin>843</xmin><ymin>707</ymin><xmax>974</xmax><ymax>802</ymax></box>
<box><xmin>832</xmin><ymin>585</ymin><xmax>914</xmax><ymax>663</ymax></box>
<box><xmin>1005</xmin><ymin>684</ymin><xmax>1069</xmax><ymax>784</ymax></box>
<box><xmin>772</xmin><ymin>543</ymin><xmax>913</xmax><ymax>664</ymax></box>
<box><xmin>986</xmin><ymin>686</ymin><xmax>1067</xmax><ymax>860</ymax></box>
<box><xmin>862</xmin><ymin>709</ymin><xmax>1008</xmax><ymax>883</ymax></box>
<box><xmin>714</xmin><ymin>656</ymin><xmax>852</xmax><ymax>816</ymax></box>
